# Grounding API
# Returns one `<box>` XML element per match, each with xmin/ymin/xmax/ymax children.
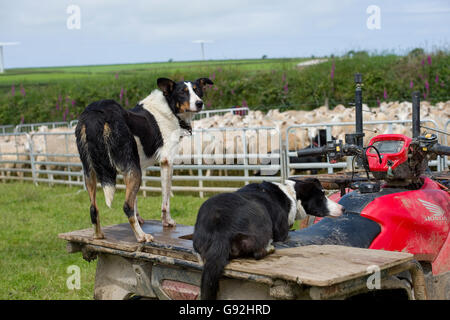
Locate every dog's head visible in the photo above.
<box><xmin>157</xmin><ymin>77</ymin><xmax>213</xmax><ymax>114</ymax></box>
<box><xmin>291</xmin><ymin>178</ymin><xmax>344</xmax><ymax>218</ymax></box>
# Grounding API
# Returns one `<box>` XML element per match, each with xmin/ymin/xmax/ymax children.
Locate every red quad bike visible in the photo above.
<box><xmin>286</xmin><ymin>76</ymin><xmax>450</xmax><ymax>300</ymax></box>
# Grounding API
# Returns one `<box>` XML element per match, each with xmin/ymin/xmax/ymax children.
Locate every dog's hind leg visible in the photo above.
<box><xmin>85</xmin><ymin>171</ymin><xmax>104</xmax><ymax>239</ymax></box>
<box><xmin>123</xmin><ymin>167</ymin><xmax>153</xmax><ymax>243</ymax></box>
<box><xmin>160</xmin><ymin>160</ymin><xmax>175</xmax><ymax>227</ymax></box>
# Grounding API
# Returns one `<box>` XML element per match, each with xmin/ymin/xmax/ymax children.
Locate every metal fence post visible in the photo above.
<box><xmin>326</xmin><ymin>126</ymin><xmax>333</xmax><ymax>174</ymax></box>
<box><xmin>243</xmin><ymin>129</ymin><xmax>249</xmax><ymax>185</ymax></box>
<box><xmin>28</xmin><ymin>134</ymin><xmax>37</xmax><ymax>185</ymax></box>
<box><xmin>195</xmin><ymin>132</ymin><xmax>204</xmax><ymax>198</ymax></box>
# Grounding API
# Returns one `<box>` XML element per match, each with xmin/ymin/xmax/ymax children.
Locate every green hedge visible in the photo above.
<box><xmin>0</xmin><ymin>51</ymin><xmax>448</xmax><ymax>125</ymax></box>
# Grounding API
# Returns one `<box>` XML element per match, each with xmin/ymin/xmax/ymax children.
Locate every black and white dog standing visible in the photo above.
<box><xmin>75</xmin><ymin>77</ymin><xmax>213</xmax><ymax>242</ymax></box>
<box><xmin>193</xmin><ymin>178</ymin><xmax>344</xmax><ymax>300</ymax></box>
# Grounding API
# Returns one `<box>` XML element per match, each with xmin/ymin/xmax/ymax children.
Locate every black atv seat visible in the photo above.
<box><xmin>275</xmin><ymin>213</ymin><xmax>381</xmax><ymax>249</ymax></box>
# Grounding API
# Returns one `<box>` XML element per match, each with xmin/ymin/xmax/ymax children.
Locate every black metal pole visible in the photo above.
<box><xmin>412</xmin><ymin>91</ymin><xmax>421</xmax><ymax>138</ymax></box>
<box><xmin>354</xmin><ymin>73</ymin><xmax>364</xmax><ymax>147</ymax></box>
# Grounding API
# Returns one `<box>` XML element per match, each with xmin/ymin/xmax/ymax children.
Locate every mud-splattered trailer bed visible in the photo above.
<box><xmin>59</xmin><ymin>220</ymin><xmax>426</xmax><ymax>300</ymax></box>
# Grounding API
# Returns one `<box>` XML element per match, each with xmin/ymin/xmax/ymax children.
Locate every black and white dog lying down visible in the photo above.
<box><xmin>192</xmin><ymin>178</ymin><xmax>344</xmax><ymax>300</ymax></box>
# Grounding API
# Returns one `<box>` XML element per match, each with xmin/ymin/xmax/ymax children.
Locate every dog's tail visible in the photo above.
<box><xmin>102</xmin><ymin>184</ymin><xmax>116</xmax><ymax>208</ymax></box>
<box><xmin>200</xmin><ymin>240</ymin><xmax>230</xmax><ymax>300</ymax></box>
<box><xmin>75</xmin><ymin>112</ymin><xmax>119</xmax><ymax>208</ymax></box>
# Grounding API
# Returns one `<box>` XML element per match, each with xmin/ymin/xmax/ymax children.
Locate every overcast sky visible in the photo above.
<box><xmin>1</xmin><ymin>0</ymin><xmax>449</xmax><ymax>68</ymax></box>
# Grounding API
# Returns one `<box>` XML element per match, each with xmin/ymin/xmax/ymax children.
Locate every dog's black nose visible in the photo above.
<box><xmin>195</xmin><ymin>101</ymin><xmax>203</xmax><ymax>110</ymax></box>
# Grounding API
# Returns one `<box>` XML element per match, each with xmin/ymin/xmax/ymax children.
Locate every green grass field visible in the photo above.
<box><xmin>0</xmin><ymin>51</ymin><xmax>448</xmax><ymax>125</ymax></box>
<box><xmin>0</xmin><ymin>58</ymin><xmax>306</xmax><ymax>85</ymax></box>
<box><xmin>0</xmin><ymin>182</ymin><xmax>205</xmax><ymax>300</ymax></box>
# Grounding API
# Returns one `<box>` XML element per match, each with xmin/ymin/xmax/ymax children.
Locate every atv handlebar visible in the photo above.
<box><xmin>430</xmin><ymin>144</ymin><xmax>450</xmax><ymax>156</ymax></box>
<box><xmin>296</xmin><ymin>141</ymin><xmax>362</xmax><ymax>160</ymax></box>
<box><xmin>296</xmin><ymin>137</ymin><xmax>450</xmax><ymax>160</ymax></box>
<box><xmin>296</xmin><ymin>146</ymin><xmax>330</xmax><ymax>157</ymax></box>
<box><xmin>412</xmin><ymin>134</ymin><xmax>450</xmax><ymax>156</ymax></box>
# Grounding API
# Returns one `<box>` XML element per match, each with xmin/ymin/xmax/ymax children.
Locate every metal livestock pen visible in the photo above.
<box><xmin>0</xmin><ymin>113</ymin><xmax>448</xmax><ymax>197</ymax></box>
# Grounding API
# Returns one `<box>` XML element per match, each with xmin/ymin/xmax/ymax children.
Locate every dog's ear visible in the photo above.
<box><xmin>157</xmin><ymin>78</ymin><xmax>176</xmax><ymax>96</ymax></box>
<box><xmin>305</xmin><ymin>178</ymin><xmax>322</xmax><ymax>189</ymax></box>
<box><xmin>195</xmin><ymin>78</ymin><xmax>214</xmax><ymax>89</ymax></box>
<box><xmin>294</xmin><ymin>179</ymin><xmax>322</xmax><ymax>200</ymax></box>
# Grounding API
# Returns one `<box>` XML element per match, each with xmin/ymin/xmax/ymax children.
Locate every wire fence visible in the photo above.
<box><xmin>0</xmin><ymin>113</ymin><xmax>448</xmax><ymax>197</ymax></box>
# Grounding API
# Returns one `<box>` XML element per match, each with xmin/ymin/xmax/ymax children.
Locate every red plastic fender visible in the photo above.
<box><xmin>362</xmin><ymin>177</ymin><xmax>449</xmax><ymax>273</ymax></box>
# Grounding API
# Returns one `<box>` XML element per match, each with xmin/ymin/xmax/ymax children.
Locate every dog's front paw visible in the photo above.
<box><xmin>94</xmin><ymin>231</ymin><xmax>105</xmax><ymax>240</ymax></box>
<box><xmin>137</xmin><ymin>233</ymin><xmax>154</xmax><ymax>243</ymax></box>
<box><xmin>162</xmin><ymin>218</ymin><xmax>176</xmax><ymax>228</ymax></box>
<box><xmin>266</xmin><ymin>244</ymin><xmax>275</xmax><ymax>254</ymax></box>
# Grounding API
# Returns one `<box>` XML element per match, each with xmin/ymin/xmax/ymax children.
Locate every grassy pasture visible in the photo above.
<box><xmin>0</xmin><ymin>182</ymin><xmax>205</xmax><ymax>299</ymax></box>
<box><xmin>0</xmin><ymin>58</ymin><xmax>305</xmax><ymax>85</ymax></box>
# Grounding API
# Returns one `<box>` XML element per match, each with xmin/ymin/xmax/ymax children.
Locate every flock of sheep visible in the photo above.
<box><xmin>0</xmin><ymin>100</ymin><xmax>448</xmax><ymax>179</ymax></box>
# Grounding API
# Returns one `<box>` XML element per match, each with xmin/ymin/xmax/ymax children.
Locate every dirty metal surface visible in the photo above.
<box><xmin>225</xmin><ymin>245</ymin><xmax>413</xmax><ymax>287</ymax></box>
<box><xmin>58</xmin><ymin>220</ymin><xmax>197</xmax><ymax>261</ymax></box>
<box><xmin>60</xmin><ymin>221</ymin><xmax>414</xmax><ymax>288</ymax></box>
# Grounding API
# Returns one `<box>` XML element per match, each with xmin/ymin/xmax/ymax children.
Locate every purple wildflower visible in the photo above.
<box><xmin>423</xmin><ymin>92</ymin><xmax>427</xmax><ymax>100</ymax></box>
<box><xmin>125</xmin><ymin>97</ymin><xmax>129</xmax><ymax>107</ymax></box>
<box><xmin>11</xmin><ymin>85</ymin><xmax>15</xmax><ymax>96</ymax></box>
<box><xmin>56</xmin><ymin>102</ymin><xmax>60</xmax><ymax>111</ymax></box>
<box><xmin>383</xmin><ymin>88</ymin><xmax>388</xmax><ymax>100</ymax></box>
<box><xmin>425</xmin><ymin>80</ymin><xmax>429</xmax><ymax>91</ymax></box>
<box><xmin>410</xmin><ymin>80</ymin><xmax>414</xmax><ymax>89</ymax></box>
<box><xmin>115</xmin><ymin>73</ymin><xmax>118</xmax><ymax>79</ymax></box>
<box><xmin>242</xmin><ymin>100</ymin><xmax>248</xmax><ymax>108</ymax></box>
<box><xmin>210</xmin><ymin>72</ymin><xmax>216</xmax><ymax>81</ymax></box>
<box><xmin>282</xmin><ymin>73</ymin><xmax>287</xmax><ymax>83</ymax></box>
<box><xmin>435</xmin><ymin>74</ymin><xmax>439</xmax><ymax>84</ymax></box>
<box><xmin>206</xmin><ymin>102</ymin><xmax>212</xmax><ymax>109</ymax></box>
<box><xmin>421</xmin><ymin>59</ymin><xmax>425</xmax><ymax>66</ymax></box>
<box><xmin>20</xmin><ymin>85</ymin><xmax>25</xmax><ymax>97</ymax></box>
<box><xmin>231</xmin><ymin>89</ymin><xmax>235</xmax><ymax>95</ymax></box>
<box><xmin>283</xmin><ymin>83</ymin><xmax>289</xmax><ymax>94</ymax></box>
<box><xmin>376</xmin><ymin>97</ymin><xmax>381</xmax><ymax>107</ymax></box>
<box><xmin>63</xmin><ymin>109</ymin><xmax>67</xmax><ymax>121</ymax></box>
<box><xmin>427</xmin><ymin>55</ymin><xmax>432</xmax><ymax>66</ymax></box>
<box><xmin>120</xmin><ymin>88</ymin><xmax>124</xmax><ymax>101</ymax></box>
<box><xmin>71</xmin><ymin>100</ymin><xmax>76</xmax><ymax>107</ymax></box>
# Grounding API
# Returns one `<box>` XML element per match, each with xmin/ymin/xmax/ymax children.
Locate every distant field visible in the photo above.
<box><xmin>0</xmin><ymin>58</ymin><xmax>306</xmax><ymax>85</ymax></box>
<box><xmin>0</xmin><ymin>51</ymin><xmax>448</xmax><ymax>125</ymax></box>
